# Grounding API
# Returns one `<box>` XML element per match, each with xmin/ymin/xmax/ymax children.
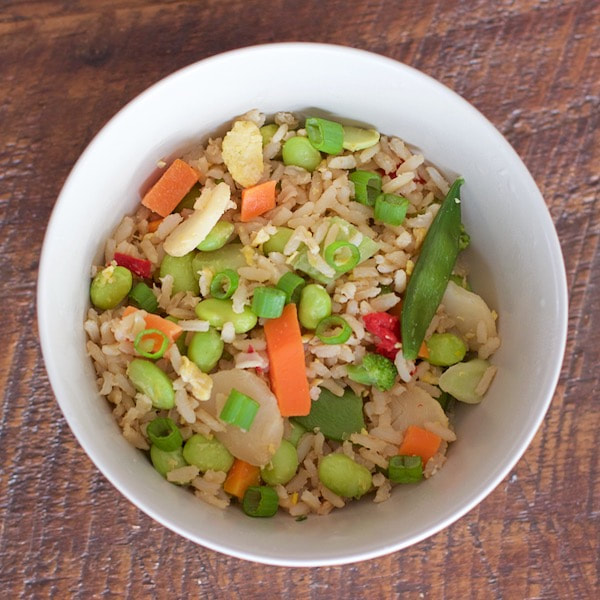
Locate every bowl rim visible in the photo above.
<box><xmin>37</xmin><ymin>42</ymin><xmax>568</xmax><ymax>566</ymax></box>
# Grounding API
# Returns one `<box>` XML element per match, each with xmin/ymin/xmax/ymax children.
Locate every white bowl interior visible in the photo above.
<box><xmin>38</xmin><ymin>43</ymin><xmax>567</xmax><ymax>566</ymax></box>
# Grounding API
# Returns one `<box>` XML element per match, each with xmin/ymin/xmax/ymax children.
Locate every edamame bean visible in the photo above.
<box><xmin>187</xmin><ymin>328</ymin><xmax>224</xmax><ymax>373</ymax></box>
<box><xmin>284</xmin><ymin>420</ymin><xmax>306</xmax><ymax>447</ymax></box>
<box><xmin>159</xmin><ymin>252</ymin><xmax>199</xmax><ymax>295</ymax></box>
<box><xmin>318</xmin><ymin>453</ymin><xmax>372</xmax><ymax>499</ymax></box>
<box><xmin>150</xmin><ymin>445</ymin><xmax>187</xmax><ymax>478</ymax></box>
<box><xmin>175</xmin><ymin>182</ymin><xmax>201</xmax><ymax>211</ymax></box>
<box><xmin>126</xmin><ymin>358</ymin><xmax>175</xmax><ymax>409</ymax></box>
<box><xmin>260</xmin><ymin>440</ymin><xmax>299</xmax><ymax>485</ymax></box>
<box><xmin>197</xmin><ymin>221</ymin><xmax>235</xmax><ymax>252</ymax></box>
<box><xmin>90</xmin><ymin>265</ymin><xmax>132</xmax><ymax>310</ymax></box>
<box><xmin>260</xmin><ymin>123</ymin><xmax>278</xmax><ymax>146</ymax></box>
<box><xmin>262</xmin><ymin>227</ymin><xmax>293</xmax><ymax>255</ymax></box>
<box><xmin>298</xmin><ymin>284</ymin><xmax>332</xmax><ymax>329</ymax></box>
<box><xmin>191</xmin><ymin>243</ymin><xmax>247</xmax><ymax>275</ymax></box>
<box><xmin>194</xmin><ymin>298</ymin><xmax>257</xmax><ymax>334</ymax></box>
<box><xmin>425</xmin><ymin>333</ymin><xmax>467</xmax><ymax>366</ymax></box>
<box><xmin>282</xmin><ymin>136</ymin><xmax>322</xmax><ymax>172</ymax></box>
<box><xmin>182</xmin><ymin>434</ymin><xmax>234</xmax><ymax>473</ymax></box>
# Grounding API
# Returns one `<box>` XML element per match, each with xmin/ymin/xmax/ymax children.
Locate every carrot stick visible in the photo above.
<box><xmin>264</xmin><ymin>304</ymin><xmax>311</xmax><ymax>417</ymax></box>
<box><xmin>122</xmin><ymin>306</ymin><xmax>183</xmax><ymax>348</ymax></box>
<box><xmin>142</xmin><ymin>159</ymin><xmax>200</xmax><ymax>217</ymax></box>
<box><xmin>418</xmin><ymin>341</ymin><xmax>429</xmax><ymax>359</ymax></box>
<box><xmin>223</xmin><ymin>459</ymin><xmax>261</xmax><ymax>500</ymax></box>
<box><xmin>397</xmin><ymin>425</ymin><xmax>442</xmax><ymax>465</ymax></box>
<box><xmin>240</xmin><ymin>180</ymin><xmax>277</xmax><ymax>222</ymax></box>
<box><xmin>147</xmin><ymin>218</ymin><xmax>163</xmax><ymax>233</ymax></box>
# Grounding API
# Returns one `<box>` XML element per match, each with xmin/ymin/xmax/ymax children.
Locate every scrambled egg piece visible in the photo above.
<box><xmin>179</xmin><ymin>356</ymin><xmax>213</xmax><ymax>401</ymax></box>
<box><xmin>221</xmin><ymin>120</ymin><xmax>264</xmax><ymax>187</ymax></box>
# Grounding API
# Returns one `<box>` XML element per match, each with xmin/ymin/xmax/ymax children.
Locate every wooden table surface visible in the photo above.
<box><xmin>1</xmin><ymin>0</ymin><xmax>598</xmax><ymax>597</ymax></box>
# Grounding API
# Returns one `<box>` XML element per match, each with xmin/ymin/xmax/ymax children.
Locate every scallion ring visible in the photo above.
<box><xmin>276</xmin><ymin>272</ymin><xmax>306</xmax><ymax>304</ymax></box>
<box><xmin>374</xmin><ymin>193</ymin><xmax>410</xmax><ymax>226</ymax></box>
<box><xmin>210</xmin><ymin>269</ymin><xmax>239</xmax><ymax>299</ymax></box>
<box><xmin>349</xmin><ymin>170</ymin><xmax>382</xmax><ymax>206</ymax></box>
<box><xmin>146</xmin><ymin>417</ymin><xmax>183</xmax><ymax>451</ymax></box>
<box><xmin>305</xmin><ymin>117</ymin><xmax>344</xmax><ymax>155</ymax></box>
<box><xmin>219</xmin><ymin>389</ymin><xmax>260</xmax><ymax>431</ymax></box>
<box><xmin>315</xmin><ymin>315</ymin><xmax>352</xmax><ymax>345</ymax></box>
<box><xmin>242</xmin><ymin>485</ymin><xmax>279</xmax><ymax>518</ymax></box>
<box><xmin>251</xmin><ymin>286</ymin><xmax>286</xmax><ymax>319</ymax></box>
<box><xmin>388</xmin><ymin>455</ymin><xmax>423</xmax><ymax>483</ymax></box>
<box><xmin>129</xmin><ymin>282</ymin><xmax>158</xmax><ymax>313</ymax></box>
<box><xmin>134</xmin><ymin>328</ymin><xmax>169</xmax><ymax>359</ymax></box>
<box><xmin>323</xmin><ymin>241</ymin><xmax>360</xmax><ymax>274</ymax></box>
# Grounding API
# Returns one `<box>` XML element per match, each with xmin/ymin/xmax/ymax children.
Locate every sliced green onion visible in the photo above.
<box><xmin>242</xmin><ymin>485</ymin><xmax>279</xmax><ymax>518</ymax></box>
<box><xmin>128</xmin><ymin>282</ymin><xmax>158</xmax><ymax>313</ymax></box>
<box><xmin>251</xmin><ymin>286</ymin><xmax>286</xmax><ymax>318</ymax></box>
<box><xmin>134</xmin><ymin>328</ymin><xmax>169</xmax><ymax>359</ymax></box>
<box><xmin>388</xmin><ymin>455</ymin><xmax>423</xmax><ymax>483</ymax></box>
<box><xmin>210</xmin><ymin>269</ymin><xmax>239</xmax><ymax>299</ymax></box>
<box><xmin>315</xmin><ymin>315</ymin><xmax>352</xmax><ymax>345</ymax></box>
<box><xmin>276</xmin><ymin>272</ymin><xmax>306</xmax><ymax>304</ymax></box>
<box><xmin>323</xmin><ymin>241</ymin><xmax>360</xmax><ymax>274</ymax></box>
<box><xmin>219</xmin><ymin>389</ymin><xmax>260</xmax><ymax>431</ymax></box>
<box><xmin>374</xmin><ymin>193</ymin><xmax>410</xmax><ymax>226</ymax></box>
<box><xmin>349</xmin><ymin>170</ymin><xmax>382</xmax><ymax>206</ymax></box>
<box><xmin>305</xmin><ymin>117</ymin><xmax>344</xmax><ymax>154</ymax></box>
<box><xmin>146</xmin><ymin>417</ymin><xmax>183</xmax><ymax>451</ymax></box>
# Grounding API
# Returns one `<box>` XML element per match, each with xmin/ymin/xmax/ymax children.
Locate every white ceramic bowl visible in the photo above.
<box><xmin>38</xmin><ymin>43</ymin><xmax>568</xmax><ymax>566</ymax></box>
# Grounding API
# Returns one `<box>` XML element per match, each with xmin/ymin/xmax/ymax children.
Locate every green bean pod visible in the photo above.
<box><xmin>401</xmin><ymin>177</ymin><xmax>465</xmax><ymax>360</ymax></box>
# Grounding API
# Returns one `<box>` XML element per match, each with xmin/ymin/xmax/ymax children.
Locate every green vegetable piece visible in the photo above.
<box><xmin>191</xmin><ymin>243</ymin><xmax>247</xmax><ymax>275</ymax></box>
<box><xmin>342</xmin><ymin>125</ymin><xmax>380</xmax><ymax>151</ymax></box>
<box><xmin>282</xmin><ymin>136</ymin><xmax>322</xmax><ymax>172</ymax></box>
<box><xmin>401</xmin><ymin>177</ymin><xmax>465</xmax><ymax>360</ymax></box>
<box><xmin>150</xmin><ymin>445</ymin><xmax>187</xmax><ymax>478</ymax></box>
<box><xmin>449</xmin><ymin>274</ymin><xmax>472</xmax><ymax>291</ymax></box>
<box><xmin>298</xmin><ymin>284</ymin><xmax>332</xmax><ymax>329</ymax></box>
<box><xmin>129</xmin><ymin>282</ymin><xmax>158</xmax><ymax>313</ymax></box>
<box><xmin>263</xmin><ymin>227</ymin><xmax>294</xmax><ymax>255</ymax></box>
<box><xmin>349</xmin><ymin>170</ymin><xmax>382</xmax><ymax>206</ymax></box>
<box><xmin>197</xmin><ymin>221</ymin><xmax>235</xmax><ymax>251</ymax></box>
<box><xmin>374</xmin><ymin>193</ymin><xmax>409</xmax><ymax>226</ymax></box>
<box><xmin>126</xmin><ymin>358</ymin><xmax>175</xmax><ymax>409</ymax></box>
<box><xmin>305</xmin><ymin>117</ymin><xmax>344</xmax><ymax>154</ymax></box>
<box><xmin>219</xmin><ymin>389</ymin><xmax>260</xmax><ymax>431</ymax></box>
<box><xmin>210</xmin><ymin>269</ymin><xmax>239</xmax><ymax>299</ymax></box>
<box><xmin>315</xmin><ymin>315</ymin><xmax>352</xmax><ymax>345</ymax></box>
<box><xmin>182</xmin><ymin>434</ymin><xmax>234</xmax><ymax>473</ymax></box>
<box><xmin>438</xmin><ymin>358</ymin><xmax>492</xmax><ymax>404</ymax></box>
<box><xmin>187</xmin><ymin>328</ymin><xmax>224</xmax><ymax>373</ymax></box>
<box><xmin>251</xmin><ymin>286</ymin><xmax>286</xmax><ymax>319</ymax></box>
<box><xmin>90</xmin><ymin>265</ymin><xmax>133</xmax><ymax>310</ymax></box>
<box><xmin>166</xmin><ymin>316</ymin><xmax>187</xmax><ymax>354</ymax></box>
<box><xmin>323</xmin><ymin>240</ymin><xmax>360</xmax><ymax>273</ymax></box>
<box><xmin>146</xmin><ymin>417</ymin><xmax>183</xmax><ymax>452</ymax></box>
<box><xmin>388</xmin><ymin>455</ymin><xmax>423</xmax><ymax>483</ymax></box>
<box><xmin>260</xmin><ymin>440</ymin><xmax>299</xmax><ymax>486</ymax></box>
<box><xmin>285</xmin><ymin>421</ymin><xmax>307</xmax><ymax>447</ymax></box>
<box><xmin>276</xmin><ymin>271</ymin><xmax>306</xmax><ymax>304</ymax></box>
<box><xmin>346</xmin><ymin>353</ymin><xmax>398</xmax><ymax>391</ymax></box>
<box><xmin>175</xmin><ymin>182</ymin><xmax>201</xmax><ymax>211</ymax></box>
<box><xmin>459</xmin><ymin>223</ymin><xmax>471</xmax><ymax>250</ymax></box>
<box><xmin>318</xmin><ymin>453</ymin><xmax>372</xmax><ymax>499</ymax></box>
<box><xmin>425</xmin><ymin>333</ymin><xmax>467</xmax><ymax>366</ymax></box>
<box><xmin>260</xmin><ymin>123</ymin><xmax>279</xmax><ymax>146</ymax></box>
<box><xmin>242</xmin><ymin>486</ymin><xmax>279</xmax><ymax>518</ymax></box>
<box><xmin>292</xmin><ymin>387</ymin><xmax>365</xmax><ymax>442</ymax></box>
<box><xmin>194</xmin><ymin>298</ymin><xmax>258</xmax><ymax>333</ymax></box>
<box><xmin>159</xmin><ymin>252</ymin><xmax>199</xmax><ymax>295</ymax></box>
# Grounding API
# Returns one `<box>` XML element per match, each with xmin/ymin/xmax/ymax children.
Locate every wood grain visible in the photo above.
<box><xmin>1</xmin><ymin>0</ymin><xmax>598</xmax><ymax>597</ymax></box>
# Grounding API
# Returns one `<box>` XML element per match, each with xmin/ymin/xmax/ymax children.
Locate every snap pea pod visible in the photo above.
<box><xmin>401</xmin><ymin>177</ymin><xmax>465</xmax><ymax>360</ymax></box>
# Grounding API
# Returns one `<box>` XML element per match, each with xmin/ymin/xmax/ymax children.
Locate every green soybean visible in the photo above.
<box><xmin>182</xmin><ymin>434</ymin><xmax>234</xmax><ymax>473</ymax></box>
<box><xmin>126</xmin><ymin>358</ymin><xmax>175</xmax><ymax>409</ymax></box>
<box><xmin>194</xmin><ymin>298</ymin><xmax>257</xmax><ymax>333</ymax></box>
<box><xmin>318</xmin><ymin>453</ymin><xmax>372</xmax><ymax>499</ymax></box>
<box><xmin>175</xmin><ymin>182</ymin><xmax>201</xmax><ymax>211</ymax></box>
<box><xmin>260</xmin><ymin>440</ymin><xmax>299</xmax><ymax>486</ymax></box>
<box><xmin>263</xmin><ymin>227</ymin><xmax>294</xmax><ymax>255</ymax></box>
<box><xmin>197</xmin><ymin>221</ymin><xmax>235</xmax><ymax>252</ymax></box>
<box><xmin>191</xmin><ymin>243</ymin><xmax>247</xmax><ymax>275</ymax></box>
<box><xmin>285</xmin><ymin>420</ymin><xmax>307</xmax><ymax>447</ymax></box>
<box><xmin>260</xmin><ymin>123</ymin><xmax>279</xmax><ymax>146</ymax></box>
<box><xmin>282</xmin><ymin>136</ymin><xmax>322</xmax><ymax>172</ymax></box>
<box><xmin>159</xmin><ymin>252</ymin><xmax>199</xmax><ymax>295</ymax></box>
<box><xmin>426</xmin><ymin>333</ymin><xmax>467</xmax><ymax>366</ymax></box>
<box><xmin>90</xmin><ymin>265</ymin><xmax>133</xmax><ymax>310</ymax></box>
<box><xmin>150</xmin><ymin>445</ymin><xmax>187</xmax><ymax>478</ymax></box>
<box><xmin>187</xmin><ymin>328</ymin><xmax>224</xmax><ymax>373</ymax></box>
<box><xmin>298</xmin><ymin>284</ymin><xmax>331</xmax><ymax>329</ymax></box>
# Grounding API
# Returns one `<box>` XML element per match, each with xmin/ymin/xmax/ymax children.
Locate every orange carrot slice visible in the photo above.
<box><xmin>397</xmin><ymin>425</ymin><xmax>442</xmax><ymax>465</ymax></box>
<box><xmin>122</xmin><ymin>306</ymin><xmax>183</xmax><ymax>347</ymax></box>
<box><xmin>264</xmin><ymin>303</ymin><xmax>311</xmax><ymax>417</ymax></box>
<box><xmin>223</xmin><ymin>459</ymin><xmax>261</xmax><ymax>500</ymax></box>
<box><xmin>142</xmin><ymin>159</ymin><xmax>200</xmax><ymax>217</ymax></box>
<box><xmin>147</xmin><ymin>218</ymin><xmax>163</xmax><ymax>233</ymax></box>
<box><xmin>240</xmin><ymin>180</ymin><xmax>277</xmax><ymax>222</ymax></box>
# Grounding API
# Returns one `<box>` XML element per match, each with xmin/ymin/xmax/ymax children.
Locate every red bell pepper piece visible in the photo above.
<box><xmin>363</xmin><ymin>312</ymin><xmax>401</xmax><ymax>360</ymax></box>
<box><xmin>113</xmin><ymin>252</ymin><xmax>153</xmax><ymax>279</ymax></box>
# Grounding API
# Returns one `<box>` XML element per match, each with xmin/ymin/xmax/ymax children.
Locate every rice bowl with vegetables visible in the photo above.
<box><xmin>84</xmin><ymin>109</ymin><xmax>500</xmax><ymax>519</ymax></box>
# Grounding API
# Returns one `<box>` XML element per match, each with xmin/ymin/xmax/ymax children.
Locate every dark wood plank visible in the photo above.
<box><xmin>1</xmin><ymin>0</ymin><xmax>598</xmax><ymax>597</ymax></box>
